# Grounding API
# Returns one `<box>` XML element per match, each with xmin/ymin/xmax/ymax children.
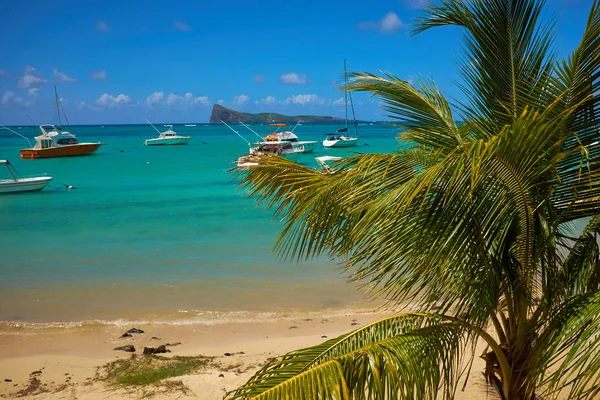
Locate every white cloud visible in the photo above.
<box><xmin>97</xmin><ymin>93</ymin><xmax>130</xmax><ymax>107</ymax></box>
<box><xmin>233</xmin><ymin>94</ymin><xmax>249</xmax><ymax>105</ymax></box>
<box><xmin>263</xmin><ymin>96</ymin><xmax>276</xmax><ymax>105</ymax></box>
<box><xmin>217</xmin><ymin>99</ymin><xmax>224</xmax><ymax>105</ymax></box>
<box><xmin>173</xmin><ymin>21</ymin><xmax>191</xmax><ymax>31</ymax></box>
<box><xmin>0</xmin><ymin>69</ymin><xmax>8</xmax><ymax>78</ymax></box>
<box><xmin>280</xmin><ymin>72</ymin><xmax>310</xmax><ymax>85</ymax></box>
<box><xmin>358</xmin><ymin>12</ymin><xmax>403</xmax><ymax>34</ymax></box>
<box><xmin>96</xmin><ymin>20</ymin><xmax>110</xmax><ymax>32</ymax></box>
<box><xmin>1</xmin><ymin>91</ymin><xmax>14</xmax><ymax>106</ymax></box>
<box><xmin>28</xmin><ymin>88</ymin><xmax>39</xmax><ymax>98</ymax></box>
<box><xmin>90</xmin><ymin>69</ymin><xmax>107</xmax><ymax>80</ymax></box>
<box><xmin>282</xmin><ymin>94</ymin><xmax>324</xmax><ymax>105</ymax></box>
<box><xmin>195</xmin><ymin>96</ymin><xmax>209</xmax><ymax>105</ymax></box>
<box><xmin>254</xmin><ymin>74</ymin><xmax>265</xmax><ymax>83</ymax></box>
<box><xmin>53</xmin><ymin>68</ymin><xmax>77</xmax><ymax>82</ymax></box>
<box><xmin>17</xmin><ymin>66</ymin><xmax>47</xmax><ymax>88</ymax></box>
<box><xmin>146</xmin><ymin>91</ymin><xmax>165</xmax><ymax>105</ymax></box>
<box><xmin>146</xmin><ymin>91</ymin><xmax>209</xmax><ymax>107</ymax></box>
<box><xmin>333</xmin><ymin>97</ymin><xmax>345</xmax><ymax>106</ymax></box>
<box><xmin>401</xmin><ymin>0</ymin><xmax>429</xmax><ymax>8</ymax></box>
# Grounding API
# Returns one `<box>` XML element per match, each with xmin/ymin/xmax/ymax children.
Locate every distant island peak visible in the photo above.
<box><xmin>209</xmin><ymin>104</ymin><xmax>343</xmax><ymax>124</ymax></box>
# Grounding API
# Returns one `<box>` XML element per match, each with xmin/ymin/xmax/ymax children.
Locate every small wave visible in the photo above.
<box><xmin>0</xmin><ymin>307</ymin><xmax>380</xmax><ymax>331</ymax></box>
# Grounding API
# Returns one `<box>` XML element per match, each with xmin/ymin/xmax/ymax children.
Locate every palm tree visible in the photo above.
<box><xmin>226</xmin><ymin>0</ymin><xmax>600</xmax><ymax>399</ymax></box>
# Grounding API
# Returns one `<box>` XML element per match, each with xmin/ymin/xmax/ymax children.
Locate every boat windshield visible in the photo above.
<box><xmin>56</xmin><ymin>137</ymin><xmax>79</xmax><ymax>145</ymax></box>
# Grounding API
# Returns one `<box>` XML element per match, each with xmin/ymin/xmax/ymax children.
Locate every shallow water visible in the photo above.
<box><xmin>0</xmin><ymin>123</ymin><xmax>401</xmax><ymax>323</ymax></box>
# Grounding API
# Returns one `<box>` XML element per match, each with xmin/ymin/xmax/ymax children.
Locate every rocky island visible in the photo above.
<box><xmin>209</xmin><ymin>104</ymin><xmax>342</xmax><ymax>124</ymax></box>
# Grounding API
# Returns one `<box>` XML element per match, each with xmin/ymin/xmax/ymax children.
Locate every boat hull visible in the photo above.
<box><xmin>20</xmin><ymin>143</ymin><xmax>102</xmax><ymax>159</ymax></box>
<box><xmin>0</xmin><ymin>176</ymin><xmax>52</xmax><ymax>193</ymax></box>
<box><xmin>144</xmin><ymin>137</ymin><xmax>191</xmax><ymax>146</ymax></box>
<box><xmin>293</xmin><ymin>141</ymin><xmax>318</xmax><ymax>153</ymax></box>
<box><xmin>323</xmin><ymin>137</ymin><xmax>359</xmax><ymax>148</ymax></box>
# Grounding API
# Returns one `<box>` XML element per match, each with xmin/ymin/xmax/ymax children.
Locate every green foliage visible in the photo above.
<box><xmin>229</xmin><ymin>0</ymin><xmax>600</xmax><ymax>399</ymax></box>
<box><xmin>102</xmin><ymin>355</ymin><xmax>211</xmax><ymax>386</ymax></box>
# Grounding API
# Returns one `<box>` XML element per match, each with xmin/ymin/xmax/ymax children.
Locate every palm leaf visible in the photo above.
<box><xmin>226</xmin><ymin>314</ymin><xmax>470</xmax><ymax>400</ymax></box>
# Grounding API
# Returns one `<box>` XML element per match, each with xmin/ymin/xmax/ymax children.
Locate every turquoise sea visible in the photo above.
<box><xmin>0</xmin><ymin>123</ymin><xmax>402</xmax><ymax>325</ymax></box>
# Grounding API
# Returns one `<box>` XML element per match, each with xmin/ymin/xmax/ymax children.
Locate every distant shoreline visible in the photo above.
<box><xmin>2</xmin><ymin>121</ymin><xmax>391</xmax><ymax>128</ymax></box>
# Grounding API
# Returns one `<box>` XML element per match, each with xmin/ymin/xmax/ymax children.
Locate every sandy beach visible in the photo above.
<box><xmin>0</xmin><ymin>308</ymin><xmax>497</xmax><ymax>400</ymax></box>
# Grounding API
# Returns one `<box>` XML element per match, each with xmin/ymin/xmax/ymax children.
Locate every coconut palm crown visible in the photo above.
<box><xmin>227</xmin><ymin>0</ymin><xmax>600</xmax><ymax>399</ymax></box>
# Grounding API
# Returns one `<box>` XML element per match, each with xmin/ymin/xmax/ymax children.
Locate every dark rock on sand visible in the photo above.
<box><xmin>114</xmin><ymin>345</ymin><xmax>136</xmax><ymax>352</ymax></box>
<box><xmin>119</xmin><ymin>332</ymin><xmax>133</xmax><ymax>338</ymax></box>
<box><xmin>219</xmin><ymin>373</ymin><xmax>225</xmax><ymax>378</ymax></box>
<box><xmin>151</xmin><ymin>337</ymin><xmax>161</xmax><ymax>340</ymax></box>
<box><xmin>224</xmin><ymin>352</ymin><xmax>232</xmax><ymax>356</ymax></box>
<box><xmin>126</xmin><ymin>328</ymin><xmax>144</xmax><ymax>334</ymax></box>
<box><xmin>143</xmin><ymin>345</ymin><xmax>169</xmax><ymax>354</ymax></box>
<box><xmin>4</xmin><ymin>379</ymin><xmax>11</xmax><ymax>382</ymax></box>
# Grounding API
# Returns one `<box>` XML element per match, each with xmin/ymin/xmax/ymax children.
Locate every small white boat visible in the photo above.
<box><xmin>323</xmin><ymin>60</ymin><xmax>359</xmax><ymax>149</ymax></box>
<box><xmin>0</xmin><ymin>160</ymin><xmax>52</xmax><ymax>193</ymax></box>
<box><xmin>144</xmin><ymin>121</ymin><xmax>191</xmax><ymax>146</ymax></box>
<box><xmin>323</xmin><ymin>134</ymin><xmax>359</xmax><ymax>148</ymax></box>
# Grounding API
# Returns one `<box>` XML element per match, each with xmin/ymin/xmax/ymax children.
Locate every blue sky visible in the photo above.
<box><xmin>0</xmin><ymin>0</ymin><xmax>594</xmax><ymax>125</ymax></box>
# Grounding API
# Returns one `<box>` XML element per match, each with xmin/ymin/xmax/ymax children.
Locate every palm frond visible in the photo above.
<box><xmin>414</xmin><ymin>0</ymin><xmax>555</xmax><ymax>134</ymax></box>
<box><xmin>226</xmin><ymin>314</ymin><xmax>471</xmax><ymax>400</ymax></box>
<box><xmin>532</xmin><ymin>291</ymin><xmax>600</xmax><ymax>399</ymax></box>
<box><xmin>347</xmin><ymin>73</ymin><xmax>460</xmax><ymax>153</ymax></box>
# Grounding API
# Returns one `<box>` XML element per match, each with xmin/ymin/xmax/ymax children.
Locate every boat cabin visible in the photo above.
<box><xmin>33</xmin><ymin>135</ymin><xmax>57</xmax><ymax>150</ymax></box>
<box><xmin>255</xmin><ymin>142</ymin><xmax>294</xmax><ymax>155</ymax></box>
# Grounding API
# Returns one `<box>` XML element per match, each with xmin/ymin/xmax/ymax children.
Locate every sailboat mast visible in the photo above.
<box><xmin>54</xmin><ymin>86</ymin><xmax>62</xmax><ymax>128</ymax></box>
<box><xmin>344</xmin><ymin>59</ymin><xmax>349</xmax><ymax>131</ymax></box>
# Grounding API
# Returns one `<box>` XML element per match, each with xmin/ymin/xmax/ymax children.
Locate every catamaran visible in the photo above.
<box><xmin>323</xmin><ymin>60</ymin><xmax>359</xmax><ymax>148</ymax></box>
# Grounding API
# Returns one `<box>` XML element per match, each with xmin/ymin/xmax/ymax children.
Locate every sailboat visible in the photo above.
<box><xmin>323</xmin><ymin>60</ymin><xmax>359</xmax><ymax>148</ymax></box>
<box><xmin>20</xmin><ymin>86</ymin><xmax>103</xmax><ymax>159</ymax></box>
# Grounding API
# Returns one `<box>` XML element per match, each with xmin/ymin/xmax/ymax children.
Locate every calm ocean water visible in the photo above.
<box><xmin>0</xmin><ymin>123</ymin><xmax>402</xmax><ymax>324</ymax></box>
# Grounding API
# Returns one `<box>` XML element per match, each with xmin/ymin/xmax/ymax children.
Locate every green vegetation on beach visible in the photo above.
<box><xmin>228</xmin><ymin>0</ymin><xmax>600</xmax><ymax>399</ymax></box>
<box><xmin>102</xmin><ymin>355</ymin><xmax>212</xmax><ymax>386</ymax></box>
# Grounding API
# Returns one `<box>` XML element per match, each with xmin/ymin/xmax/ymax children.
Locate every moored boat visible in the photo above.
<box><xmin>323</xmin><ymin>60</ymin><xmax>359</xmax><ymax>149</ymax></box>
<box><xmin>144</xmin><ymin>121</ymin><xmax>192</xmax><ymax>146</ymax></box>
<box><xmin>0</xmin><ymin>160</ymin><xmax>52</xmax><ymax>193</ymax></box>
<box><xmin>264</xmin><ymin>122</ymin><xmax>318</xmax><ymax>153</ymax></box>
<box><xmin>20</xmin><ymin>125</ymin><xmax>103</xmax><ymax>159</ymax></box>
<box><xmin>237</xmin><ymin>141</ymin><xmax>302</xmax><ymax>168</ymax></box>
<box><xmin>19</xmin><ymin>86</ymin><xmax>103</xmax><ymax>159</ymax></box>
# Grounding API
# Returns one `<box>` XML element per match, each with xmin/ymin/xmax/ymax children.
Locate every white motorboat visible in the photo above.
<box><xmin>323</xmin><ymin>60</ymin><xmax>359</xmax><ymax>148</ymax></box>
<box><xmin>144</xmin><ymin>121</ymin><xmax>192</xmax><ymax>146</ymax></box>
<box><xmin>237</xmin><ymin>141</ymin><xmax>303</xmax><ymax>168</ymax></box>
<box><xmin>264</xmin><ymin>122</ymin><xmax>318</xmax><ymax>153</ymax></box>
<box><xmin>0</xmin><ymin>160</ymin><xmax>52</xmax><ymax>193</ymax></box>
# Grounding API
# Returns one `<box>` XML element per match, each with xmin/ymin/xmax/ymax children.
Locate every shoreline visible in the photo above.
<box><xmin>0</xmin><ymin>307</ymin><xmax>496</xmax><ymax>399</ymax></box>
